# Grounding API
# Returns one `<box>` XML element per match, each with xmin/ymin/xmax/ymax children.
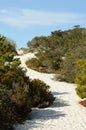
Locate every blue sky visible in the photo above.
<box><xmin>0</xmin><ymin>0</ymin><xmax>86</xmax><ymax>48</ymax></box>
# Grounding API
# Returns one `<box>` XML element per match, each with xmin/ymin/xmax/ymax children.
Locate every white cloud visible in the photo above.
<box><xmin>0</xmin><ymin>8</ymin><xmax>85</xmax><ymax>28</ymax></box>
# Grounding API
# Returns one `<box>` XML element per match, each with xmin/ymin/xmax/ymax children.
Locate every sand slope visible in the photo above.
<box><xmin>15</xmin><ymin>53</ymin><xmax>86</xmax><ymax>130</ymax></box>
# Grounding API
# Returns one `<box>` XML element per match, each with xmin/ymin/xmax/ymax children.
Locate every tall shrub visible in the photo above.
<box><xmin>75</xmin><ymin>60</ymin><xmax>86</xmax><ymax>99</ymax></box>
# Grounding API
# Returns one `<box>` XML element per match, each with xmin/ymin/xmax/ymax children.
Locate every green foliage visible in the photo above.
<box><xmin>27</xmin><ymin>26</ymin><xmax>86</xmax><ymax>82</ymax></box>
<box><xmin>0</xmin><ymin>35</ymin><xmax>54</xmax><ymax>129</ymax></box>
<box><xmin>0</xmin><ymin>81</ymin><xmax>30</xmax><ymax>129</ymax></box>
<box><xmin>0</xmin><ymin>35</ymin><xmax>30</xmax><ymax>129</ymax></box>
<box><xmin>75</xmin><ymin>60</ymin><xmax>86</xmax><ymax>99</ymax></box>
<box><xmin>26</xmin><ymin>50</ymin><xmax>62</xmax><ymax>73</ymax></box>
<box><xmin>26</xmin><ymin>58</ymin><xmax>42</xmax><ymax>71</ymax></box>
<box><xmin>27</xmin><ymin>32</ymin><xmax>64</xmax><ymax>73</ymax></box>
<box><xmin>29</xmin><ymin>79</ymin><xmax>55</xmax><ymax>108</ymax></box>
<box><xmin>0</xmin><ymin>58</ymin><xmax>31</xmax><ymax>129</ymax></box>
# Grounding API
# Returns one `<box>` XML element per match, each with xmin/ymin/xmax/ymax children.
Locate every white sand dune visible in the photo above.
<box><xmin>15</xmin><ymin>53</ymin><xmax>86</xmax><ymax>130</ymax></box>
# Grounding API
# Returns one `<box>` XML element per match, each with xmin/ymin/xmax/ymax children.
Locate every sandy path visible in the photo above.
<box><xmin>15</xmin><ymin>53</ymin><xmax>86</xmax><ymax>130</ymax></box>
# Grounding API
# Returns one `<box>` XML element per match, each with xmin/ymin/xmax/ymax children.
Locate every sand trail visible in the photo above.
<box><xmin>15</xmin><ymin>53</ymin><xmax>86</xmax><ymax>130</ymax></box>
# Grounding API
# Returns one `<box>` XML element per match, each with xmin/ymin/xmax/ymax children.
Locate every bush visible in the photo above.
<box><xmin>75</xmin><ymin>60</ymin><xmax>86</xmax><ymax>99</ymax></box>
<box><xmin>0</xmin><ymin>35</ymin><xmax>55</xmax><ymax>129</ymax></box>
<box><xmin>26</xmin><ymin>58</ymin><xmax>42</xmax><ymax>71</ymax></box>
<box><xmin>29</xmin><ymin>79</ymin><xmax>55</xmax><ymax>108</ymax></box>
<box><xmin>27</xmin><ymin>27</ymin><xmax>86</xmax><ymax>82</ymax></box>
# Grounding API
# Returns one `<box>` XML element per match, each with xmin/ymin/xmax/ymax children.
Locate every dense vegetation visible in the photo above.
<box><xmin>0</xmin><ymin>35</ymin><xmax>54</xmax><ymax>130</ymax></box>
<box><xmin>26</xmin><ymin>26</ymin><xmax>86</xmax><ymax>100</ymax></box>
<box><xmin>27</xmin><ymin>26</ymin><xmax>86</xmax><ymax>83</ymax></box>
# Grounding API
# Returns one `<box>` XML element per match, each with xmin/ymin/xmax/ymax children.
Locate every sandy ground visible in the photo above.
<box><xmin>15</xmin><ymin>52</ymin><xmax>86</xmax><ymax>130</ymax></box>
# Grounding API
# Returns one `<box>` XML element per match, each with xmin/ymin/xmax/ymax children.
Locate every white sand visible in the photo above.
<box><xmin>15</xmin><ymin>53</ymin><xmax>86</xmax><ymax>130</ymax></box>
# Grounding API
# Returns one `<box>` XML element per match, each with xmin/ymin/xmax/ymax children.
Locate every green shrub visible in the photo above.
<box><xmin>76</xmin><ymin>85</ymin><xmax>86</xmax><ymax>99</ymax></box>
<box><xmin>0</xmin><ymin>35</ymin><xmax>55</xmax><ymax>129</ymax></box>
<box><xmin>29</xmin><ymin>79</ymin><xmax>55</xmax><ymax>108</ymax></box>
<box><xmin>26</xmin><ymin>58</ymin><xmax>41</xmax><ymax>70</ymax></box>
<box><xmin>75</xmin><ymin>60</ymin><xmax>86</xmax><ymax>99</ymax></box>
<box><xmin>27</xmin><ymin>27</ymin><xmax>86</xmax><ymax>82</ymax></box>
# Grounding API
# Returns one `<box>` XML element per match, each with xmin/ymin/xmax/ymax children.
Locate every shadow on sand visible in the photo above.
<box><xmin>52</xmin><ymin>91</ymin><xmax>69</xmax><ymax>96</ymax></box>
<box><xmin>51</xmin><ymin>98</ymin><xmax>70</xmax><ymax>108</ymax></box>
<box><xmin>51</xmin><ymin>92</ymin><xmax>70</xmax><ymax>108</ymax></box>
<box><xmin>15</xmin><ymin>108</ymin><xmax>66</xmax><ymax>130</ymax></box>
<box><xmin>29</xmin><ymin>108</ymin><xmax>65</xmax><ymax>120</ymax></box>
<box><xmin>22</xmin><ymin>109</ymin><xmax>66</xmax><ymax>130</ymax></box>
<box><xmin>15</xmin><ymin>92</ymin><xmax>70</xmax><ymax>130</ymax></box>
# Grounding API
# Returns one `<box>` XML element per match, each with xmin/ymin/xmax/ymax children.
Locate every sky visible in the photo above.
<box><xmin>0</xmin><ymin>0</ymin><xmax>86</xmax><ymax>48</ymax></box>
